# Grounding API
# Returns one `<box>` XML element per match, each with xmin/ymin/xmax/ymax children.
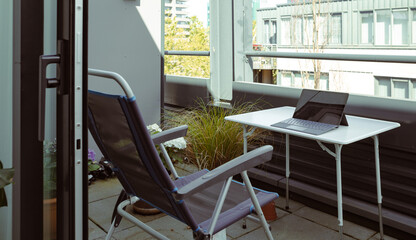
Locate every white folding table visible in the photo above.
<box><xmin>225</xmin><ymin>106</ymin><xmax>400</xmax><ymax>239</ymax></box>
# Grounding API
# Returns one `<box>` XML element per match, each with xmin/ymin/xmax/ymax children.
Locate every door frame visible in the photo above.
<box><xmin>12</xmin><ymin>0</ymin><xmax>88</xmax><ymax>239</ymax></box>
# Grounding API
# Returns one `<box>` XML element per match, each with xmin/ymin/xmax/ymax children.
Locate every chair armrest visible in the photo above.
<box><xmin>175</xmin><ymin>145</ymin><xmax>273</xmax><ymax>200</ymax></box>
<box><xmin>151</xmin><ymin>125</ymin><xmax>188</xmax><ymax>145</ymax></box>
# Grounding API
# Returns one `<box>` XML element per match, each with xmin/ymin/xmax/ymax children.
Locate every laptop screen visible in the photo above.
<box><xmin>293</xmin><ymin>89</ymin><xmax>349</xmax><ymax>125</ymax></box>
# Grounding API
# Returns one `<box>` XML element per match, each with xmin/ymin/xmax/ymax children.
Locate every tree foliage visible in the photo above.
<box><xmin>164</xmin><ymin>16</ymin><xmax>210</xmax><ymax>78</ymax></box>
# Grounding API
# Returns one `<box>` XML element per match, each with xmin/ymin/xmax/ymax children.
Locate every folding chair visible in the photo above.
<box><xmin>87</xmin><ymin>69</ymin><xmax>278</xmax><ymax>240</ymax></box>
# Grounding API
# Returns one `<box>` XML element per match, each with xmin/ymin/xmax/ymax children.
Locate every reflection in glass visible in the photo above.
<box><xmin>361</xmin><ymin>12</ymin><xmax>373</xmax><ymax>44</ymax></box>
<box><xmin>393</xmin><ymin>10</ymin><xmax>408</xmax><ymax>45</ymax></box>
<box><xmin>376</xmin><ymin>10</ymin><xmax>391</xmax><ymax>45</ymax></box>
<box><xmin>43</xmin><ymin>140</ymin><xmax>57</xmax><ymax>240</ymax></box>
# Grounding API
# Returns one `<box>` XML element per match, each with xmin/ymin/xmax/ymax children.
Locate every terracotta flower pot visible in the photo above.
<box><xmin>43</xmin><ymin>198</ymin><xmax>57</xmax><ymax>240</ymax></box>
<box><xmin>261</xmin><ymin>201</ymin><xmax>277</xmax><ymax>221</ymax></box>
<box><xmin>133</xmin><ymin>200</ymin><xmax>161</xmax><ymax>215</ymax></box>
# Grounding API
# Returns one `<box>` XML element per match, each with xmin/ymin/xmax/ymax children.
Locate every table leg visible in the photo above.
<box><xmin>243</xmin><ymin>125</ymin><xmax>249</xmax><ymax>154</ymax></box>
<box><xmin>242</xmin><ymin>125</ymin><xmax>257</xmax><ymax>230</ymax></box>
<box><xmin>373</xmin><ymin>135</ymin><xmax>384</xmax><ymax>240</ymax></box>
<box><xmin>285</xmin><ymin>134</ymin><xmax>290</xmax><ymax>210</ymax></box>
<box><xmin>335</xmin><ymin>144</ymin><xmax>344</xmax><ymax>240</ymax></box>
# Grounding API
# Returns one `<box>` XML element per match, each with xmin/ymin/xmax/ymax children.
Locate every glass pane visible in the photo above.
<box><xmin>246</xmin><ymin>0</ymin><xmax>416</xmax><ymax>102</ymax></box>
<box><xmin>292</xmin><ymin>16</ymin><xmax>302</xmax><ymax>45</ymax></box>
<box><xmin>376</xmin><ymin>10</ymin><xmax>391</xmax><ymax>45</ymax></box>
<box><xmin>329</xmin><ymin>14</ymin><xmax>342</xmax><ymax>44</ymax></box>
<box><xmin>413</xmin><ymin>80</ymin><xmax>416</xmax><ymax>99</ymax></box>
<box><xmin>393</xmin><ymin>80</ymin><xmax>409</xmax><ymax>99</ymax></box>
<box><xmin>392</xmin><ymin>10</ymin><xmax>408</xmax><ymax>45</ymax></box>
<box><xmin>164</xmin><ymin>0</ymin><xmax>210</xmax><ymax>78</ymax></box>
<box><xmin>317</xmin><ymin>15</ymin><xmax>328</xmax><ymax>45</ymax></box>
<box><xmin>319</xmin><ymin>73</ymin><xmax>329</xmax><ymax>90</ymax></box>
<box><xmin>304</xmin><ymin>16</ymin><xmax>313</xmax><ymax>45</ymax></box>
<box><xmin>44</xmin><ymin>0</ymin><xmax>57</xmax><ymax>238</ymax></box>
<box><xmin>281</xmin><ymin>18</ymin><xmax>291</xmax><ymax>45</ymax></box>
<box><xmin>361</xmin><ymin>12</ymin><xmax>373</xmax><ymax>44</ymax></box>
<box><xmin>264</xmin><ymin>20</ymin><xmax>270</xmax><ymax>43</ymax></box>
<box><xmin>281</xmin><ymin>72</ymin><xmax>292</xmax><ymax>87</ymax></box>
<box><xmin>413</xmin><ymin>10</ymin><xmax>416</xmax><ymax>43</ymax></box>
<box><xmin>271</xmin><ymin>20</ymin><xmax>277</xmax><ymax>44</ymax></box>
<box><xmin>0</xmin><ymin>0</ymin><xmax>13</xmax><ymax>238</ymax></box>
<box><xmin>376</xmin><ymin>78</ymin><xmax>391</xmax><ymax>97</ymax></box>
<box><xmin>294</xmin><ymin>72</ymin><xmax>302</xmax><ymax>88</ymax></box>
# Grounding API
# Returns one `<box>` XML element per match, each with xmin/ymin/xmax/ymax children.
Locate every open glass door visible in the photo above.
<box><xmin>13</xmin><ymin>0</ymin><xmax>88</xmax><ymax>239</ymax></box>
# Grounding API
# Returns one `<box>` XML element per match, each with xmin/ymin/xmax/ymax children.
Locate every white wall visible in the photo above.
<box><xmin>0</xmin><ymin>0</ymin><xmax>13</xmax><ymax>239</ymax></box>
<box><xmin>88</xmin><ymin>0</ymin><xmax>163</xmax><ymax>157</ymax></box>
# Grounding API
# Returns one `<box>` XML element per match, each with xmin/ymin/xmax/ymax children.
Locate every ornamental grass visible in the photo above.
<box><xmin>166</xmin><ymin>99</ymin><xmax>268</xmax><ymax>170</ymax></box>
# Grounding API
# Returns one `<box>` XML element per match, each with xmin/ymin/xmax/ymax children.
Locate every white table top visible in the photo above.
<box><xmin>225</xmin><ymin>106</ymin><xmax>400</xmax><ymax>145</ymax></box>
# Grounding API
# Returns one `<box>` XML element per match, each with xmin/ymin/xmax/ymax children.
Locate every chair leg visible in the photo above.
<box><xmin>117</xmin><ymin>198</ymin><xmax>170</xmax><ymax>240</ymax></box>
<box><xmin>242</xmin><ymin>217</ymin><xmax>247</xmax><ymax>229</ymax></box>
<box><xmin>241</xmin><ymin>171</ymin><xmax>274</xmax><ymax>240</ymax></box>
<box><xmin>105</xmin><ymin>218</ymin><xmax>117</xmax><ymax>240</ymax></box>
<box><xmin>111</xmin><ymin>190</ymin><xmax>128</xmax><ymax>227</ymax></box>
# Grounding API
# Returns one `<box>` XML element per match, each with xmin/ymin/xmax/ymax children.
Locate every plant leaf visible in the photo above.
<box><xmin>88</xmin><ymin>164</ymin><xmax>100</xmax><ymax>172</ymax></box>
<box><xmin>0</xmin><ymin>188</ymin><xmax>7</xmax><ymax>207</ymax></box>
<box><xmin>0</xmin><ymin>168</ymin><xmax>15</xmax><ymax>189</ymax></box>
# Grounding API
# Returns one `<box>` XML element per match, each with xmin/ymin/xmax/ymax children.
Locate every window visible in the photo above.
<box><xmin>316</xmin><ymin>15</ymin><xmax>328</xmax><ymax>45</ymax></box>
<box><xmin>280</xmin><ymin>71</ymin><xmax>292</xmax><ymax>86</ymax></box>
<box><xmin>375</xmin><ymin>10</ymin><xmax>391</xmax><ymax>45</ymax></box>
<box><xmin>303</xmin><ymin>15</ymin><xmax>313</xmax><ymax>45</ymax></box>
<box><xmin>375</xmin><ymin>77</ymin><xmax>416</xmax><ymax>100</ymax></box>
<box><xmin>412</xmin><ymin>9</ymin><xmax>416</xmax><ymax>43</ymax></box>
<box><xmin>361</xmin><ymin>12</ymin><xmax>373</xmax><ymax>44</ymax></box>
<box><xmin>292</xmin><ymin>16</ymin><xmax>303</xmax><ymax>45</ymax></box>
<box><xmin>281</xmin><ymin>18</ymin><xmax>291</xmax><ymax>45</ymax></box>
<box><xmin>277</xmin><ymin>71</ymin><xmax>328</xmax><ymax>90</ymax></box>
<box><xmin>271</xmin><ymin>20</ymin><xmax>277</xmax><ymax>44</ymax></box>
<box><xmin>392</xmin><ymin>10</ymin><xmax>408</xmax><ymax>45</ymax></box>
<box><xmin>264</xmin><ymin>20</ymin><xmax>270</xmax><ymax>44</ymax></box>
<box><xmin>329</xmin><ymin>14</ymin><xmax>342</xmax><ymax>44</ymax></box>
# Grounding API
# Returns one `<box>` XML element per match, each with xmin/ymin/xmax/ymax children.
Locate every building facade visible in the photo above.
<box><xmin>255</xmin><ymin>0</ymin><xmax>416</xmax><ymax>100</ymax></box>
<box><xmin>165</xmin><ymin>0</ymin><xmax>191</xmax><ymax>30</ymax></box>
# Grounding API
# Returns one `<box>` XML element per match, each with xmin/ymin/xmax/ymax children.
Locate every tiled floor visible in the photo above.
<box><xmin>88</xmin><ymin>164</ymin><xmax>397</xmax><ymax>240</ymax></box>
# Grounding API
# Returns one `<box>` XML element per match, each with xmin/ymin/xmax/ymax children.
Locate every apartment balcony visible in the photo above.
<box><xmin>3</xmin><ymin>0</ymin><xmax>416</xmax><ymax>239</ymax></box>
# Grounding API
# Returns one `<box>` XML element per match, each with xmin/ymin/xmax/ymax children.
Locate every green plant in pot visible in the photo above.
<box><xmin>168</xmin><ymin>98</ymin><xmax>267</xmax><ymax>170</ymax></box>
<box><xmin>0</xmin><ymin>160</ymin><xmax>14</xmax><ymax>208</ymax></box>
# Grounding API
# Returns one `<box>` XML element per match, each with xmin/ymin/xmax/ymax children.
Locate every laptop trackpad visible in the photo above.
<box><xmin>287</xmin><ymin>125</ymin><xmax>307</xmax><ymax>131</ymax></box>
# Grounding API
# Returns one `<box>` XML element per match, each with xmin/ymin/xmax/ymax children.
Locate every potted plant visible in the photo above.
<box><xmin>168</xmin><ymin>98</ymin><xmax>267</xmax><ymax>170</ymax></box>
<box><xmin>0</xmin><ymin>160</ymin><xmax>14</xmax><ymax>208</ymax></box>
<box><xmin>42</xmin><ymin>141</ymin><xmax>102</xmax><ymax>239</ymax></box>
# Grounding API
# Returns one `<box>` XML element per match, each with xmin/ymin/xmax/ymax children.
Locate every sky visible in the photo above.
<box><xmin>187</xmin><ymin>0</ymin><xmax>209</xmax><ymax>27</ymax></box>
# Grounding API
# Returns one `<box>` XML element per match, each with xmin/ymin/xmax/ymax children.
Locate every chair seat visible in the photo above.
<box><xmin>175</xmin><ymin>170</ymin><xmax>278</xmax><ymax>235</ymax></box>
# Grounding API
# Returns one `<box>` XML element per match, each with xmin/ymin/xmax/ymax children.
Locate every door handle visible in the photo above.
<box><xmin>38</xmin><ymin>55</ymin><xmax>61</xmax><ymax>141</ymax></box>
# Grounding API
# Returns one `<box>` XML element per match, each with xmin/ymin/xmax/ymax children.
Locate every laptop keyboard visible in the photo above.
<box><xmin>283</xmin><ymin>118</ymin><xmax>335</xmax><ymax>131</ymax></box>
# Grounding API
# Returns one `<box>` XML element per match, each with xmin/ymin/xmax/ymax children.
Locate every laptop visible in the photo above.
<box><xmin>271</xmin><ymin>89</ymin><xmax>349</xmax><ymax>135</ymax></box>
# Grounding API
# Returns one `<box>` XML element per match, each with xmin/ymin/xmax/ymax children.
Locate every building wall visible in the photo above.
<box><xmin>165</xmin><ymin>0</ymin><xmax>191</xmax><ymax>29</ymax></box>
<box><xmin>0</xmin><ymin>0</ymin><xmax>13</xmax><ymax>239</ymax></box>
<box><xmin>255</xmin><ymin>0</ymin><xmax>416</xmax><ymax>100</ymax></box>
<box><xmin>88</xmin><ymin>0</ymin><xmax>162</xmax><ymax>158</ymax></box>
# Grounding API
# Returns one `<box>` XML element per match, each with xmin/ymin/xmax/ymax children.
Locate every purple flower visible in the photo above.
<box><xmin>88</xmin><ymin>149</ymin><xmax>96</xmax><ymax>162</ymax></box>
